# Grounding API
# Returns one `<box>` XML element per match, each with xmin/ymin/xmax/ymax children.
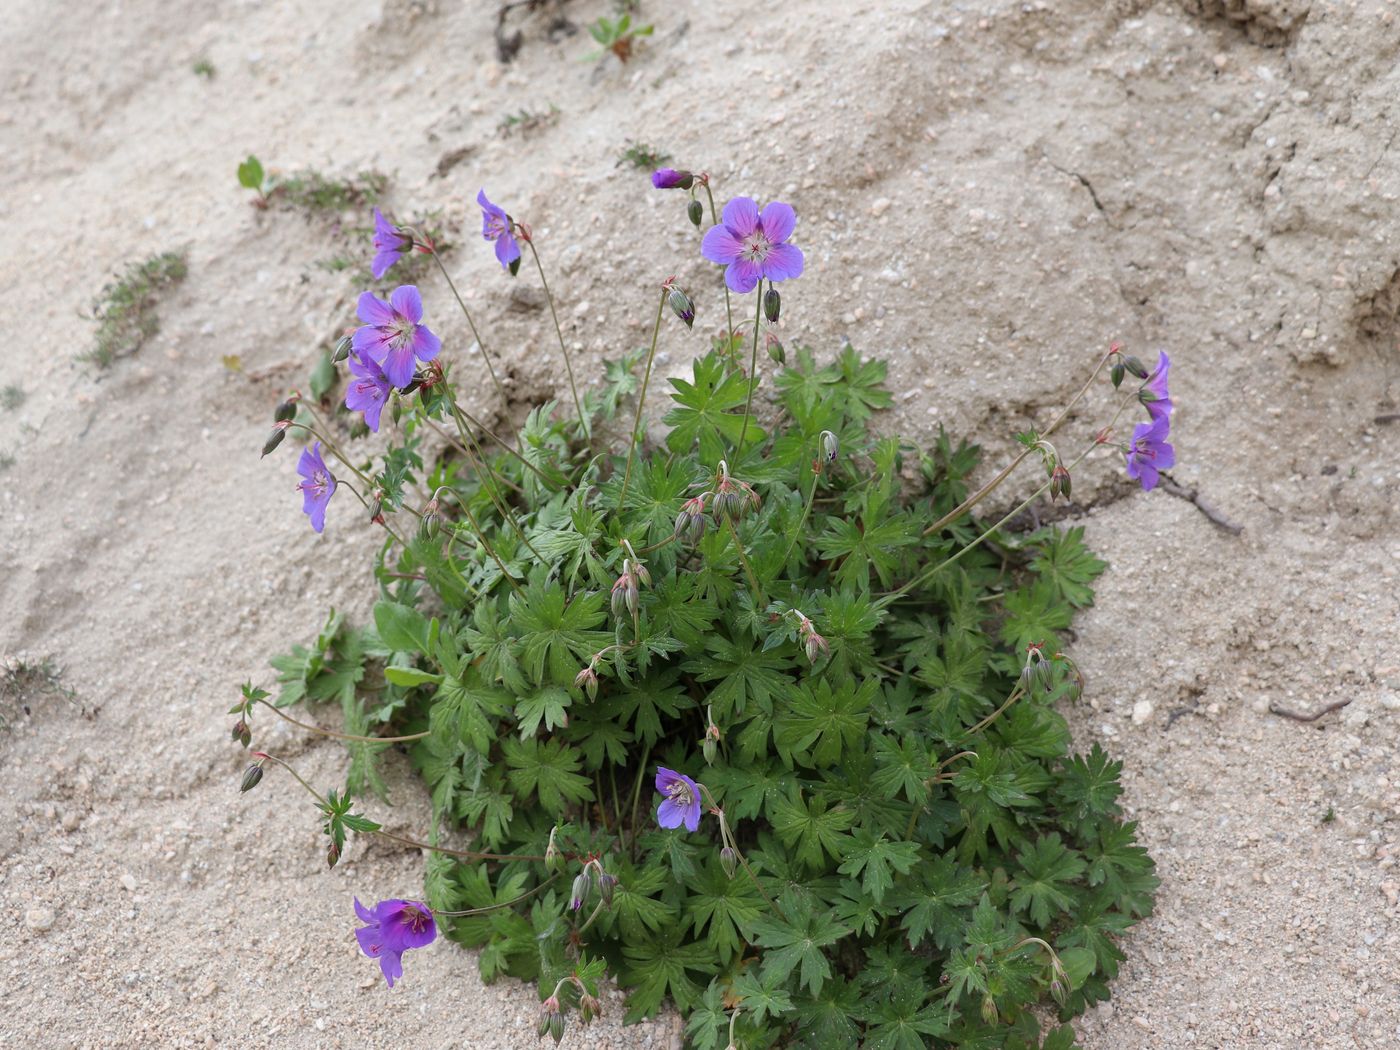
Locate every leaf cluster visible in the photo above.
<box><xmin>264</xmin><ymin>344</ymin><xmax>1153</xmax><ymax>1048</ymax></box>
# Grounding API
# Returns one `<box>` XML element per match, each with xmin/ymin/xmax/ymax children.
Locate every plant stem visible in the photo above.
<box><xmin>778</xmin><ymin>460</ymin><xmax>821</xmax><ymax>570</ymax></box>
<box><xmin>625</xmin><ymin>743</ymin><xmax>653</xmax><ymax>860</ymax></box>
<box><xmin>923</xmin><ymin>348</ymin><xmax>1114</xmax><ymax>536</ymax></box>
<box><xmin>619</xmin><ymin>287</ymin><xmax>668</xmax><ymax>510</ymax></box>
<box><xmin>433</xmin><ymin>875</ymin><xmax>559</xmax><ymax>917</ymax></box>
<box><xmin>701</xmin><ymin>180</ymin><xmax>734</xmax><ymax>340</ymax></box>
<box><xmin>254</xmin><ymin>697</ymin><xmax>428</xmax><ymax>744</ymax></box>
<box><xmin>725</xmin><ymin>517</ymin><xmax>764</xmax><ymax>606</ymax></box>
<box><xmin>441</xmin><ymin>386</ymin><xmax>557</xmax><ymax>488</ymax></box>
<box><xmin>438</xmin><ymin>396</ymin><xmax>546</xmax><ymax>563</ymax></box>
<box><xmin>428</xmin><ymin>247</ymin><xmax>510</xmax><ymax>408</ymax></box>
<box><xmin>735</xmin><ymin>288</ymin><xmax>763</xmax><ymax>457</ymax></box>
<box><xmin>449</xmin><ymin>512</ymin><xmax>524</xmax><ymax>597</ymax></box>
<box><xmin>524</xmin><ymin>238</ymin><xmax>587</xmax><ymax>435</ymax></box>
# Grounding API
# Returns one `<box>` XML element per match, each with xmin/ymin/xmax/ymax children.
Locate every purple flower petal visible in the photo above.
<box><xmin>657</xmin><ymin>798</ymin><xmax>684</xmax><ymax>828</ymax></box>
<box><xmin>381</xmin><ymin>344</ymin><xmax>416</xmax><ymax>389</ymax></box>
<box><xmin>371</xmin><ymin>250</ymin><xmax>399</xmax><ymax>281</ymax></box>
<box><xmin>352</xmin><ymin>325</ymin><xmax>392</xmax><ymax>362</ymax></box>
<box><xmin>355</xmin><ymin>925</ymin><xmax>382</xmax><ymax>956</ymax></box>
<box><xmin>721</xmin><ymin>196</ymin><xmax>759</xmax><ymax>237</ymax></box>
<box><xmin>357</xmin><ymin>291</ymin><xmax>395</xmax><ymax>326</ymax></box>
<box><xmin>759</xmin><ymin>201</ymin><xmax>796</xmax><ymax>244</ymax></box>
<box><xmin>701</xmin><ymin>224</ymin><xmax>744</xmax><ymax>265</ymax></box>
<box><xmin>760</xmin><ymin>242</ymin><xmax>805</xmax><ymax>283</ymax></box>
<box><xmin>379</xmin><ymin>950</ymin><xmax>404</xmax><ymax>988</ymax></box>
<box><xmin>389</xmin><ymin>285</ymin><xmax>423</xmax><ymax>324</ymax></box>
<box><xmin>354</xmin><ymin>897</ymin><xmax>377</xmax><ymax>924</ymax></box>
<box><xmin>412</xmin><ymin>324</ymin><xmax>441</xmax><ymax>363</ymax></box>
<box><xmin>495</xmin><ymin>232</ymin><xmax>520</xmax><ymax>267</ymax></box>
<box><xmin>725</xmin><ymin>259</ymin><xmax>762</xmax><ymax>294</ymax></box>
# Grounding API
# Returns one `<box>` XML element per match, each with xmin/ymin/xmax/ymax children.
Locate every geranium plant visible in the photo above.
<box><xmin>233</xmin><ymin>162</ymin><xmax>1171</xmax><ymax>1049</ymax></box>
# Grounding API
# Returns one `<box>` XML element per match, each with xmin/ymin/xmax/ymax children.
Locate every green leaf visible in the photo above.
<box><xmin>382</xmin><ymin>666</ymin><xmax>442</xmax><ymax>687</ymax></box>
<box><xmin>1009</xmin><ymin>833</ymin><xmax>1087</xmax><ymax>927</ymax></box>
<box><xmin>748</xmin><ymin>892</ymin><xmax>851</xmax><ymax>995</ymax></box>
<box><xmin>730</xmin><ymin>967</ymin><xmax>795</xmax><ymax>1022</ymax></box>
<box><xmin>775</xmin><ymin>677</ymin><xmax>874</xmax><ymax>767</ymax></box>
<box><xmin>309</xmin><ymin>349</ymin><xmax>335</xmax><ymax>401</ymax></box>
<box><xmin>501</xmin><ymin>737</ymin><xmax>593</xmax><ymax>812</ymax></box>
<box><xmin>374</xmin><ymin>601</ymin><xmax>430</xmax><ymax>653</ymax></box>
<box><xmin>621</xmin><ymin>930</ymin><xmax>716</xmax><ymax>1020</ymax></box>
<box><xmin>514</xmin><ymin>684</ymin><xmax>571</xmax><ymax>739</ymax></box>
<box><xmin>237</xmin><ymin>154</ymin><xmax>264</xmax><ymax>190</ymax></box>
<box><xmin>769</xmin><ymin>785</ymin><xmax>854</xmax><ymax>870</ymax></box>
<box><xmin>510</xmin><ymin>580</ymin><xmax>610</xmax><ymax>686</ymax></box>
<box><xmin>836</xmin><ymin>829</ymin><xmax>920</xmax><ymax>905</ymax></box>
<box><xmin>891</xmin><ymin>852</ymin><xmax>984</xmax><ymax>950</ymax></box>
<box><xmin>1026</xmin><ymin>525</ymin><xmax>1107</xmax><ymax>609</ymax></box>
<box><xmin>663</xmin><ymin>351</ymin><xmax>764</xmax><ymax>462</ymax></box>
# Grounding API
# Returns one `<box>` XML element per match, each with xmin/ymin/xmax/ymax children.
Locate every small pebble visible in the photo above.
<box><xmin>25</xmin><ymin>907</ymin><xmax>55</xmax><ymax>932</ymax></box>
<box><xmin>1131</xmin><ymin>700</ymin><xmax>1154</xmax><ymax>726</ymax></box>
<box><xmin>120</xmin><ymin>873</ymin><xmax>138</xmax><ymax>892</ymax></box>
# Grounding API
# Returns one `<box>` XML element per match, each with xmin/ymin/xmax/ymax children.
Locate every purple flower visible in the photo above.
<box><xmin>701</xmin><ymin>197</ymin><xmax>805</xmax><ymax>294</ymax></box>
<box><xmin>1142</xmin><ymin>351</ymin><xmax>1171</xmax><ymax>423</ymax></box>
<box><xmin>370</xmin><ymin>208</ymin><xmax>411</xmax><ymax>280</ymax></box>
<box><xmin>655</xmin><ymin>766</ymin><xmax>702</xmax><ymax>832</ymax></box>
<box><xmin>345</xmin><ymin>352</ymin><xmax>394</xmax><ymax>432</ymax></box>
<box><xmin>351</xmin><ymin>285</ymin><xmax>441</xmax><ymax>389</ymax></box>
<box><xmin>1124</xmin><ymin>417</ymin><xmax>1175</xmax><ymax>492</ymax></box>
<box><xmin>477</xmin><ymin>189</ymin><xmax>520</xmax><ymax>268</ymax></box>
<box><xmin>297</xmin><ymin>441</ymin><xmax>336</xmax><ymax>532</ymax></box>
<box><xmin>651</xmin><ymin>168</ymin><xmax>693</xmax><ymax>190</ymax></box>
<box><xmin>353</xmin><ymin>897</ymin><xmax>436</xmax><ymax>988</ymax></box>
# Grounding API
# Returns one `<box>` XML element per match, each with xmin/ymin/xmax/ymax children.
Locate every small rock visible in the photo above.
<box><xmin>25</xmin><ymin>907</ymin><xmax>55</xmax><ymax>932</ymax></box>
<box><xmin>60</xmin><ymin>811</ymin><xmax>81</xmax><ymax>832</ymax></box>
<box><xmin>1131</xmin><ymin>700</ymin><xmax>1154</xmax><ymax>726</ymax></box>
<box><xmin>120</xmin><ymin>872</ymin><xmax>138</xmax><ymax>892</ymax></box>
<box><xmin>871</xmin><ymin>197</ymin><xmax>892</xmax><ymax>217</ymax></box>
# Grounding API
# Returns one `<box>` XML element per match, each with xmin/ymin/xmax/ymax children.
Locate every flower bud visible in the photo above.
<box><xmin>820</xmin><ymin>430</ymin><xmax>839</xmax><ymax>463</ymax></box>
<box><xmin>1123</xmin><ymin>354</ymin><xmax>1149</xmax><ymax>379</ymax></box>
<box><xmin>766</xmin><ymin>331</ymin><xmax>785</xmax><ymax>365</ymax></box>
<box><xmin>687</xmin><ymin>199</ymin><xmax>704</xmax><ymax>226</ymax></box>
<box><xmin>668</xmin><ymin>288</ymin><xmax>696</xmax><ymax>329</ymax></box>
<box><xmin>327</xmin><ymin>841</ymin><xmax>341</xmax><ymax>869</ymax></box>
<box><xmin>240</xmin><ymin>764</ymin><xmax>264</xmax><ymax>793</ymax></box>
<box><xmin>610</xmin><ymin>570</ymin><xmax>639</xmax><ymax>619</ymax></box>
<box><xmin>1110</xmin><ymin>360</ymin><xmax>1126</xmax><ymax>388</ymax></box>
<box><xmin>1035</xmin><ymin>655</ymin><xmax>1054</xmax><ymax>693</ymax></box>
<box><xmin>261</xmin><ymin>427</ymin><xmax>286</xmax><ymax>458</ymax></box>
<box><xmin>273</xmin><ymin>397</ymin><xmax>299</xmax><ymax>423</ymax></box>
<box><xmin>651</xmin><ymin>168</ymin><xmax>693</xmax><ymax>190</ymax></box>
<box><xmin>702</xmin><ymin>736</ymin><xmax>717</xmax><ymax>765</ymax></box>
<box><xmin>508</xmin><ymin>255</ymin><xmax>521</xmax><ymax>278</ymax></box>
<box><xmin>331</xmin><ymin>335</ymin><xmax>353</xmax><ymax>364</ymax></box>
<box><xmin>574</xmin><ymin>665</ymin><xmax>599</xmax><ymax>700</ymax></box>
<box><xmin>597</xmin><ymin>871</ymin><xmax>617</xmax><ymax>908</ymax></box>
<box><xmin>980</xmin><ymin>995</ymin><xmax>999</xmax><ymax>1026</ymax></box>
<box><xmin>719</xmin><ymin>845</ymin><xmax>737</xmax><ymax>879</ymax></box>
<box><xmin>803</xmin><ymin>630</ymin><xmax>829</xmax><ymax>665</ymax></box>
<box><xmin>580</xmin><ymin>992</ymin><xmax>601</xmax><ymax>1021</ymax></box>
<box><xmin>538</xmin><ymin>997</ymin><xmax>560</xmax><ymax>1038</ymax></box>
<box><xmin>1019</xmin><ymin>662</ymin><xmax>1036</xmax><ymax>693</ymax></box>
<box><xmin>570</xmin><ymin>871</ymin><xmax>590</xmax><ymax>911</ymax></box>
<box><xmin>1050</xmin><ymin>976</ymin><xmax>1068</xmax><ymax>1007</ymax></box>
<box><xmin>231</xmin><ymin>719</ymin><xmax>252</xmax><ymax>748</ymax></box>
<box><xmin>1049</xmin><ymin>465</ymin><xmax>1071</xmax><ymax>501</ymax></box>
<box><xmin>763</xmin><ymin>287</ymin><xmax>781</xmax><ymax>324</ymax></box>
<box><xmin>548</xmin><ymin>1012</ymin><xmax>565</xmax><ymax>1044</ymax></box>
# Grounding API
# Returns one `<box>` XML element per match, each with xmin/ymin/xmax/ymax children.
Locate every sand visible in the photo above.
<box><xmin>2</xmin><ymin>0</ymin><xmax>1398</xmax><ymax>1046</ymax></box>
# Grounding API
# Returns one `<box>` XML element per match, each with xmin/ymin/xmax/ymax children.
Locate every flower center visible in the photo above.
<box><xmin>301</xmin><ymin>470</ymin><xmax>330</xmax><ymax>498</ymax></box>
<box><xmin>740</xmin><ymin>231</ymin><xmax>773</xmax><ymax>263</ymax></box>
<box><xmin>667</xmin><ymin>781</ymin><xmax>694</xmax><ymax>806</ymax></box>
<box><xmin>401</xmin><ymin>905</ymin><xmax>429</xmax><ymax>933</ymax></box>
<box><xmin>390</xmin><ymin>317</ymin><xmax>417</xmax><ymax>348</ymax></box>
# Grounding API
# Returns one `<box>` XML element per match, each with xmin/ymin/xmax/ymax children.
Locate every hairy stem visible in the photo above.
<box><xmin>701</xmin><ymin>180</ymin><xmax>735</xmax><ymax>342</ymax></box>
<box><xmin>254</xmin><ymin>697</ymin><xmax>428</xmax><ymax>744</ymax></box>
<box><xmin>619</xmin><ymin>287</ymin><xmax>669</xmax><ymax>511</ymax></box>
<box><xmin>525</xmin><ymin>238</ymin><xmax>587</xmax><ymax>435</ymax></box>
<box><xmin>736</xmin><ymin>288</ymin><xmax>763</xmax><ymax>456</ymax></box>
<box><xmin>427</xmin><ymin>247</ymin><xmax>510</xmax><ymax>408</ymax></box>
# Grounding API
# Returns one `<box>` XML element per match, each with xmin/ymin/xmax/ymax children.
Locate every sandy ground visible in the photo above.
<box><xmin>2</xmin><ymin>0</ymin><xmax>1399</xmax><ymax>1046</ymax></box>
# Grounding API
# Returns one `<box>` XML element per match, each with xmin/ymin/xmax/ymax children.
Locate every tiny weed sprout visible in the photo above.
<box><xmin>585</xmin><ymin>12</ymin><xmax>653</xmax><ymax>62</ymax></box>
<box><xmin>497</xmin><ymin>104</ymin><xmax>561</xmax><ymax>138</ymax></box>
<box><xmin>618</xmin><ymin>140</ymin><xmax>673</xmax><ymax>171</ymax></box>
<box><xmin>192</xmin><ymin>57</ymin><xmax>215</xmax><ymax>79</ymax></box>
<box><xmin>83</xmin><ymin>251</ymin><xmax>188</xmax><ymax>367</ymax></box>
<box><xmin>235</xmin><ymin>152</ymin><xmax>1176</xmax><ymax>1048</ymax></box>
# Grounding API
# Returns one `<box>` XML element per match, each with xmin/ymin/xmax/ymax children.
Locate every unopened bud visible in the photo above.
<box><xmin>580</xmin><ymin>993</ymin><xmax>601</xmax><ymax>1020</ymax></box>
<box><xmin>597</xmin><ymin>871</ymin><xmax>617</xmax><ymax>908</ymax></box>
<box><xmin>273</xmin><ymin>397</ymin><xmax>299</xmax><ymax>423</ymax></box>
<box><xmin>574</xmin><ymin>665</ymin><xmax>599</xmax><ymax>700</ymax></box>
<box><xmin>545</xmin><ymin>826</ymin><xmax>563</xmax><ymax>872</ymax></box>
<box><xmin>719</xmin><ymin>845</ymin><xmax>737</xmax><ymax>879</ymax></box>
<box><xmin>538</xmin><ymin>997</ymin><xmax>560</xmax><ymax>1038</ymax></box>
<box><xmin>1049</xmin><ymin>465</ymin><xmax>1071</xmax><ymax>501</ymax></box>
<box><xmin>702</xmin><ymin>736</ymin><xmax>717</xmax><ymax>765</ymax></box>
<box><xmin>570</xmin><ymin>872</ymin><xmax>590</xmax><ymax>911</ymax></box>
<box><xmin>820</xmin><ymin>430</ymin><xmax>839</xmax><ymax>463</ymax></box>
<box><xmin>1123</xmin><ymin>354</ymin><xmax>1148</xmax><ymax>379</ymax></box>
<box><xmin>261</xmin><ymin>427</ymin><xmax>286</xmax><ymax>458</ymax></box>
<box><xmin>804</xmin><ymin>630</ymin><xmax>829</xmax><ymax>665</ymax></box>
<box><xmin>240</xmin><ymin>764</ymin><xmax>264</xmax><ymax>792</ymax></box>
<box><xmin>651</xmin><ymin>168</ymin><xmax>694</xmax><ymax>190</ymax></box>
<box><xmin>766</xmin><ymin>331</ymin><xmax>785</xmax><ymax>364</ymax></box>
<box><xmin>1035</xmin><ymin>656</ymin><xmax>1054</xmax><ymax>693</ymax></box>
<box><xmin>231</xmin><ymin>719</ymin><xmax>252</xmax><ymax>748</ymax></box>
<box><xmin>548</xmin><ymin>1012</ymin><xmax>565</xmax><ymax>1044</ymax></box>
<box><xmin>391</xmin><ymin>394</ymin><xmax>403</xmax><ymax>425</ymax></box>
<box><xmin>611</xmin><ymin>569</ymin><xmax>639</xmax><ymax>619</ymax></box>
<box><xmin>327</xmin><ymin>841</ymin><xmax>341</xmax><ymax>869</ymax></box>
<box><xmin>508</xmin><ymin>255</ymin><xmax>522</xmax><ymax>278</ymax></box>
<box><xmin>1019</xmin><ymin>662</ymin><xmax>1036</xmax><ymax>693</ymax></box>
<box><xmin>687</xmin><ymin>199</ymin><xmax>703</xmax><ymax>227</ymax></box>
<box><xmin>763</xmin><ymin>287</ymin><xmax>781</xmax><ymax>324</ymax></box>
<box><xmin>668</xmin><ymin>287</ymin><xmax>696</xmax><ymax>329</ymax></box>
<box><xmin>331</xmin><ymin>335</ymin><xmax>352</xmax><ymax>364</ymax></box>
<box><xmin>980</xmin><ymin>996</ymin><xmax>999</xmax><ymax>1026</ymax></box>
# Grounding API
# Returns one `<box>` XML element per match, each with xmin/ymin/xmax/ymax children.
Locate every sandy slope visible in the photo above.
<box><xmin>2</xmin><ymin>0</ymin><xmax>1398</xmax><ymax>1046</ymax></box>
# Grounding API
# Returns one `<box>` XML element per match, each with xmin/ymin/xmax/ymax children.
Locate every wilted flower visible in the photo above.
<box><xmin>353</xmin><ymin>897</ymin><xmax>436</xmax><ymax>989</ymax></box>
<box><xmin>296</xmin><ymin>441</ymin><xmax>337</xmax><ymax>533</ymax></box>
<box><xmin>477</xmin><ymin>189</ymin><xmax>520</xmax><ymax>268</ymax></box>
<box><xmin>701</xmin><ymin>197</ymin><xmax>805</xmax><ymax>293</ymax></box>
<box><xmin>1124</xmin><ymin>417</ymin><xmax>1175</xmax><ymax>492</ymax></box>
<box><xmin>345</xmin><ymin>353</ymin><xmax>394</xmax><ymax>432</ymax></box>
<box><xmin>652</xmin><ymin>168</ymin><xmax>694</xmax><ymax>189</ymax></box>
<box><xmin>370</xmin><ymin>208</ymin><xmax>412</xmax><ymax>280</ymax></box>
<box><xmin>352</xmin><ymin>286</ymin><xmax>441</xmax><ymax>389</ymax></box>
<box><xmin>655</xmin><ymin>766</ymin><xmax>702</xmax><ymax>832</ymax></box>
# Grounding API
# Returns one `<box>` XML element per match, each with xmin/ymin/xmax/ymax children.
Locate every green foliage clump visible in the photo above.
<box><xmin>82</xmin><ymin>251</ymin><xmax>188</xmax><ymax>367</ymax></box>
<box><xmin>258</xmin><ymin>339</ymin><xmax>1154</xmax><ymax>1048</ymax></box>
<box><xmin>237</xmin><ymin>154</ymin><xmax>386</xmax><ymax>214</ymax></box>
<box><xmin>585</xmin><ymin>12</ymin><xmax>653</xmax><ymax>62</ymax></box>
<box><xmin>617</xmin><ymin>140</ymin><xmax>672</xmax><ymax>171</ymax></box>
